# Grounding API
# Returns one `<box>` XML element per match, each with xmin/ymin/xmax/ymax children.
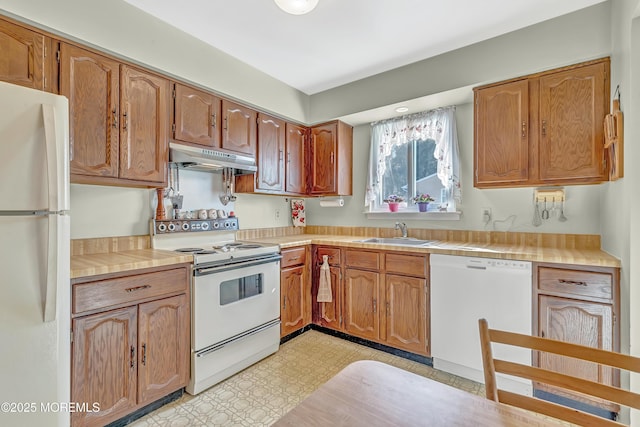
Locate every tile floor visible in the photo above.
<box><xmin>130</xmin><ymin>330</ymin><xmax>484</xmax><ymax>426</ymax></box>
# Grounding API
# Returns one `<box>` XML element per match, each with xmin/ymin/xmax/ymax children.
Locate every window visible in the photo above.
<box><xmin>366</xmin><ymin>106</ymin><xmax>461</xmax><ymax>213</ymax></box>
<box><xmin>379</xmin><ymin>138</ymin><xmax>443</xmax><ymax>209</ymax></box>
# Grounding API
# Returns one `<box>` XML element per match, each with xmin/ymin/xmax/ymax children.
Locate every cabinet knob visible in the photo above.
<box><xmin>123</xmin><ymin>111</ymin><xmax>128</xmax><ymax>131</ymax></box>
<box><xmin>211</xmin><ymin>113</ymin><xmax>216</xmax><ymax>128</ymax></box>
<box><xmin>141</xmin><ymin>343</ymin><xmax>147</xmax><ymax>366</ymax></box>
<box><xmin>112</xmin><ymin>109</ymin><xmax>118</xmax><ymax>129</ymax></box>
<box><xmin>521</xmin><ymin>121</ymin><xmax>526</xmax><ymax>138</ymax></box>
<box><xmin>542</xmin><ymin>120</ymin><xmax>547</xmax><ymax>136</ymax></box>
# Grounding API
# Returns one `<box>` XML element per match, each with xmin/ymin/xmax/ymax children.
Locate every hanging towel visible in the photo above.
<box><xmin>317</xmin><ymin>255</ymin><xmax>333</xmax><ymax>302</ymax></box>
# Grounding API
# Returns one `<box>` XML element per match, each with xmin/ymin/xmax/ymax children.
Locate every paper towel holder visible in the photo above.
<box><xmin>319</xmin><ymin>197</ymin><xmax>344</xmax><ymax>207</ymax></box>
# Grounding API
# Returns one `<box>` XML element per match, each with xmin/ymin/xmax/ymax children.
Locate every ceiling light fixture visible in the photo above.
<box><xmin>274</xmin><ymin>0</ymin><xmax>319</xmax><ymax>15</ymax></box>
<box><xmin>395</xmin><ymin>106</ymin><xmax>409</xmax><ymax>113</ymax></box>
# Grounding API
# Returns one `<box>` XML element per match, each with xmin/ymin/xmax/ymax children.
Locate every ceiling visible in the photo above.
<box><xmin>123</xmin><ymin>0</ymin><xmax>606</xmax><ymax>96</ymax></box>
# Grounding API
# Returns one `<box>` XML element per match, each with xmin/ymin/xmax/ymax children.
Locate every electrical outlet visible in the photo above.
<box><xmin>481</xmin><ymin>207</ymin><xmax>491</xmax><ymax>224</ymax></box>
<box><xmin>275</xmin><ymin>209</ymin><xmax>280</xmax><ymax>220</ymax></box>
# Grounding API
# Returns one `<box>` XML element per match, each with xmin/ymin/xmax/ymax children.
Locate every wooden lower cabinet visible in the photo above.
<box><xmin>281</xmin><ymin>265</ymin><xmax>306</xmax><ymax>336</ymax></box>
<box><xmin>534</xmin><ymin>262</ymin><xmax>619</xmax><ymax>412</ymax></box>
<box><xmin>343</xmin><ymin>269</ymin><xmax>380</xmax><ymax>341</ymax></box>
<box><xmin>312</xmin><ymin>246</ymin><xmax>343</xmax><ymax>330</ymax></box>
<box><xmin>313</xmin><ymin>247</ymin><xmax>429</xmax><ymax>357</ymax></box>
<box><xmin>137</xmin><ymin>295</ymin><xmax>190</xmax><ymax>403</ymax></box>
<box><xmin>385</xmin><ymin>274</ymin><xmax>428</xmax><ymax>355</ymax></box>
<box><xmin>71</xmin><ymin>265</ymin><xmax>190</xmax><ymax>427</ymax></box>
<box><xmin>71</xmin><ymin>307</ymin><xmax>138</xmax><ymax>427</ymax></box>
<box><xmin>280</xmin><ymin>246</ymin><xmax>311</xmax><ymax>337</ymax></box>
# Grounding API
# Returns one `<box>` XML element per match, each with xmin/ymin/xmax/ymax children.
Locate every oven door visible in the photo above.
<box><xmin>192</xmin><ymin>256</ymin><xmax>281</xmax><ymax>351</ymax></box>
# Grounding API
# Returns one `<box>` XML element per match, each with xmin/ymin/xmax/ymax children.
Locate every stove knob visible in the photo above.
<box><xmin>168</xmin><ymin>223</ymin><xmax>176</xmax><ymax>232</ymax></box>
<box><xmin>224</xmin><ymin>221</ymin><xmax>231</xmax><ymax>229</ymax></box>
<box><xmin>213</xmin><ymin>222</ymin><xmax>220</xmax><ymax>229</ymax></box>
<box><xmin>201</xmin><ymin>222</ymin><xmax>210</xmax><ymax>231</ymax></box>
<box><xmin>157</xmin><ymin>223</ymin><xmax>167</xmax><ymax>232</ymax></box>
<box><xmin>181</xmin><ymin>222</ymin><xmax>190</xmax><ymax>231</ymax></box>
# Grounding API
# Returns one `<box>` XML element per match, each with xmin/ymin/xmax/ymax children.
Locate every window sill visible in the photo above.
<box><xmin>365</xmin><ymin>210</ymin><xmax>462</xmax><ymax>220</ymax></box>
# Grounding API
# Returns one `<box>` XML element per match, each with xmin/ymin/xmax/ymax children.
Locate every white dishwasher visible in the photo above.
<box><xmin>430</xmin><ymin>254</ymin><xmax>532</xmax><ymax>395</ymax></box>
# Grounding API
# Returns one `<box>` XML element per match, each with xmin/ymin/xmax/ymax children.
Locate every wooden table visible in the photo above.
<box><xmin>273</xmin><ymin>360</ymin><xmax>565</xmax><ymax>426</ymax></box>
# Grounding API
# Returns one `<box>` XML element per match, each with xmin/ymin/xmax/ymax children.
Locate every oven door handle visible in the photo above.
<box><xmin>196</xmin><ymin>319</ymin><xmax>281</xmax><ymax>357</ymax></box>
<box><xmin>195</xmin><ymin>254</ymin><xmax>282</xmax><ymax>276</ymax></box>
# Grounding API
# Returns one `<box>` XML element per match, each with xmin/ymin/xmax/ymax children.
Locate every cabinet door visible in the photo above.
<box><xmin>537</xmin><ymin>295</ymin><xmax>615</xmax><ymax>409</ymax></box>
<box><xmin>222</xmin><ymin>99</ymin><xmax>257</xmax><ymax>156</ymax></box>
<box><xmin>281</xmin><ymin>265</ymin><xmax>306</xmax><ymax>337</ymax></box>
<box><xmin>60</xmin><ymin>43</ymin><xmax>120</xmax><ymax>179</ymax></box>
<box><xmin>309</xmin><ymin>122</ymin><xmax>337</xmax><ymax>195</ymax></box>
<box><xmin>315</xmin><ymin>265</ymin><xmax>342</xmax><ymax>330</ymax></box>
<box><xmin>539</xmin><ymin>62</ymin><xmax>608</xmax><ymax>183</ymax></box>
<box><xmin>285</xmin><ymin>123</ymin><xmax>307</xmax><ymax>194</ymax></box>
<box><xmin>72</xmin><ymin>307</ymin><xmax>137</xmax><ymax>427</ymax></box>
<box><xmin>474</xmin><ymin>80</ymin><xmax>529</xmax><ymax>187</ymax></box>
<box><xmin>256</xmin><ymin>113</ymin><xmax>285</xmax><ymax>192</ymax></box>
<box><xmin>137</xmin><ymin>294</ymin><xmax>189</xmax><ymax>405</ymax></box>
<box><xmin>343</xmin><ymin>269</ymin><xmax>380</xmax><ymax>341</ymax></box>
<box><xmin>385</xmin><ymin>274</ymin><xmax>428</xmax><ymax>355</ymax></box>
<box><xmin>173</xmin><ymin>83</ymin><xmax>220</xmax><ymax>147</ymax></box>
<box><xmin>119</xmin><ymin>65</ymin><xmax>169</xmax><ymax>185</ymax></box>
<box><xmin>0</xmin><ymin>19</ymin><xmax>47</xmax><ymax>90</ymax></box>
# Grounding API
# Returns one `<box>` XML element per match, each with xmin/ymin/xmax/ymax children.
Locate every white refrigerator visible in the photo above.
<box><xmin>0</xmin><ymin>81</ymin><xmax>71</xmax><ymax>427</ymax></box>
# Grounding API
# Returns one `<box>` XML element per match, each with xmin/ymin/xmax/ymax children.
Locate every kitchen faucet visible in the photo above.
<box><xmin>395</xmin><ymin>222</ymin><xmax>408</xmax><ymax>238</ymax></box>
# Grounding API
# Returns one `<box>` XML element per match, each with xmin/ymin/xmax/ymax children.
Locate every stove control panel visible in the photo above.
<box><xmin>153</xmin><ymin>218</ymin><xmax>239</xmax><ymax>234</ymax></box>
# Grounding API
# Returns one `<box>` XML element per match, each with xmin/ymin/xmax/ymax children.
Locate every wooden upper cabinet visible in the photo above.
<box><xmin>309</xmin><ymin>120</ymin><xmax>353</xmax><ymax>196</ymax></box>
<box><xmin>538</xmin><ymin>61</ymin><xmax>608</xmax><ymax>183</ymax></box>
<box><xmin>285</xmin><ymin>123</ymin><xmax>307</xmax><ymax>194</ymax></box>
<box><xmin>119</xmin><ymin>65</ymin><xmax>169</xmax><ymax>185</ymax></box>
<box><xmin>256</xmin><ymin>113</ymin><xmax>285</xmax><ymax>192</ymax></box>
<box><xmin>474</xmin><ymin>79</ymin><xmax>529</xmax><ymax>186</ymax></box>
<box><xmin>0</xmin><ymin>18</ymin><xmax>49</xmax><ymax>90</ymax></box>
<box><xmin>473</xmin><ymin>58</ymin><xmax>609</xmax><ymax>188</ymax></box>
<box><xmin>60</xmin><ymin>43</ymin><xmax>120</xmax><ymax>178</ymax></box>
<box><xmin>172</xmin><ymin>83</ymin><xmax>221</xmax><ymax>148</ymax></box>
<box><xmin>221</xmin><ymin>99</ymin><xmax>257</xmax><ymax>156</ymax></box>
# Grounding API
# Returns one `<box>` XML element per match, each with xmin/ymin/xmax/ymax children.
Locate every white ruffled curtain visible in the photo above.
<box><xmin>365</xmin><ymin>106</ymin><xmax>461</xmax><ymax>209</ymax></box>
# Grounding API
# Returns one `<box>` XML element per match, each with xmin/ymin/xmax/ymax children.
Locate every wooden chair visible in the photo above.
<box><xmin>478</xmin><ymin>318</ymin><xmax>640</xmax><ymax>426</ymax></box>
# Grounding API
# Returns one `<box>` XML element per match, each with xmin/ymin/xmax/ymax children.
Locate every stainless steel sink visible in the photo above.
<box><xmin>356</xmin><ymin>237</ymin><xmax>435</xmax><ymax>246</ymax></box>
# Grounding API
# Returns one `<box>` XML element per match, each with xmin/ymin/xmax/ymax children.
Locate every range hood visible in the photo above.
<box><xmin>169</xmin><ymin>142</ymin><xmax>257</xmax><ymax>175</ymax></box>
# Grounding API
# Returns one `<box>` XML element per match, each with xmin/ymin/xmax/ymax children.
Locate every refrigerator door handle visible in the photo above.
<box><xmin>42</xmin><ymin>104</ymin><xmax>68</xmax><ymax>213</ymax></box>
<box><xmin>42</xmin><ymin>104</ymin><xmax>66</xmax><ymax>322</ymax></box>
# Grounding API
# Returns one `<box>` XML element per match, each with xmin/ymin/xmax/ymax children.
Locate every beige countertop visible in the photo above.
<box><xmin>71</xmin><ymin>249</ymin><xmax>192</xmax><ymax>279</ymax></box>
<box><xmin>248</xmin><ymin>234</ymin><xmax>621</xmax><ymax>268</ymax></box>
<box><xmin>70</xmin><ymin>232</ymin><xmax>620</xmax><ymax>279</ymax></box>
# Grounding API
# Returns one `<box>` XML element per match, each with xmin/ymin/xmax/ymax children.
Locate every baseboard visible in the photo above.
<box><xmin>105</xmin><ymin>388</ymin><xmax>183</xmax><ymax>427</ymax></box>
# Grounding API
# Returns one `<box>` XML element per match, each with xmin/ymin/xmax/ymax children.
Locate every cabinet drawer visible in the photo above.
<box><xmin>73</xmin><ymin>268</ymin><xmax>188</xmax><ymax>314</ymax></box>
<box><xmin>345</xmin><ymin>250</ymin><xmax>380</xmax><ymax>270</ymax></box>
<box><xmin>385</xmin><ymin>253</ymin><xmax>427</xmax><ymax>278</ymax></box>
<box><xmin>281</xmin><ymin>247</ymin><xmax>306</xmax><ymax>268</ymax></box>
<box><xmin>316</xmin><ymin>247</ymin><xmax>341</xmax><ymax>266</ymax></box>
<box><xmin>538</xmin><ymin>267</ymin><xmax>612</xmax><ymax>300</ymax></box>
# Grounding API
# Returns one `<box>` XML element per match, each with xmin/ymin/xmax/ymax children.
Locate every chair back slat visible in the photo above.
<box><xmin>479</xmin><ymin>318</ymin><xmax>640</xmax><ymax>425</ymax></box>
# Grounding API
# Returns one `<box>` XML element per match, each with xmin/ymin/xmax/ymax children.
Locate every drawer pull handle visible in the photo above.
<box><xmin>558</xmin><ymin>279</ymin><xmax>587</xmax><ymax>286</ymax></box>
<box><xmin>289</xmin><ymin>256</ymin><xmax>300</xmax><ymax>260</ymax></box>
<box><xmin>125</xmin><ymin>285</ymin><xmax>151</xmax><ymax>293</ymax></box>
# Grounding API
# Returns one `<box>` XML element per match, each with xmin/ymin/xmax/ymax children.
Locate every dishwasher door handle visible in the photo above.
<box><xmin>466</xmin><ymin>265</ymin><xmax>487</xmax><ymax>270</ymax></box>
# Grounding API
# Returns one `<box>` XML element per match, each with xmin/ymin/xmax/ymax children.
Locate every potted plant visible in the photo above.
<box><xmin>412</xmin><ymin>193</ymin><xmax>435</xmax><ymax>212</ymax></box>
<box><xmin>383</xmin><ymin>195</ymin><xmax>405</xmax><ymax>212</ymax></box>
